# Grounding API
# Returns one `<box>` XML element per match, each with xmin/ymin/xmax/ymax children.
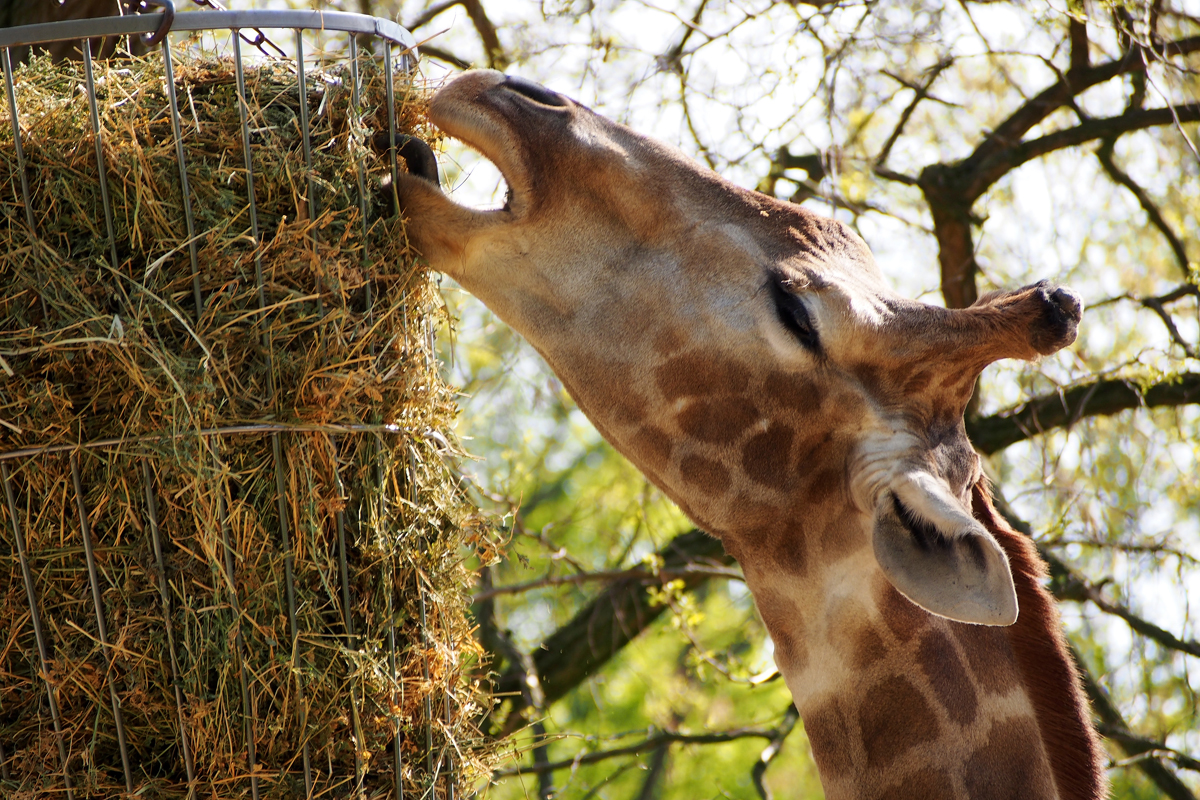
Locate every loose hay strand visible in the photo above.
<box><xmin>1</xmin><ymin>45</ymin><xmax>491</xmax><ymax>799</ymax></box>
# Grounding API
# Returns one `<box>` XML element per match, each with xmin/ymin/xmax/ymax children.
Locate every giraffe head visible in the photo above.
<box><xmin>394</xmin><ymin>70</ymin><xmax>1081</xmax><ymax>628</ymax></box>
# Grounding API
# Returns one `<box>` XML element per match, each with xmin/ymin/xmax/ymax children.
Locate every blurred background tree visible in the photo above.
<box><xmin>15</xmin><ymin>0</ymin><xmax>1197</xmax><ymax>795</ymax></box>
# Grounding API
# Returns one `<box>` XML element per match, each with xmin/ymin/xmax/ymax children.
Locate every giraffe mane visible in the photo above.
<box><xmin>971</xmin><ymin>480</ymin><xmax>1108</xmax><ymax>800</ymax></box>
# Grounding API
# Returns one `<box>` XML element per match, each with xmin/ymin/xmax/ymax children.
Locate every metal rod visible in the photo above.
<box><xmin>0</xmin><ymin>740</ymin><xmax>8</xmax><ymax>780</ymax></box>
<box><xmin>141</xmin><ymin>461</ymin><xmax>197</xmax><ymax>798</ymax></box>
<box><xmin>81</xmin><ymin>42</ymin><xmax>120</xmax><ymax>270</ymax></box>
<box><xmin>348</xmin><ymin>36</ymin><xmax>371</xmax><ymax>305</ymax></box>
<box><xmin>3</xmin><ymin>47</ymin><xmax>50</xmax><ymax>322</ymax></box>
<box><xmin>232</xmin><ymin>33</ymin><xmax>269</xmax><ymax>359</ymax></box>
<box><xmin>383</xmin><ymin>45</ymin><xmax>399</xmax><ymax>196</ymax></box>
<box><xmin>272</xmin><ymin>433</ymin><xmax>313</xmax><ymax>797</ymax></box>
<box><xmin>1</xmin><ymin>463</ymin><xmax>73</xmax><ymax>799</ymax></box>
<box><xmin>161</xmin><ymin>38</ymin><xmax>204</xmax><ymax>320</ymax></box>
<box><xmin>69</xmin><ymin>454</ymin><xmax>133</xmax><ymax>794</ymax></box>
<box><xmin>331</xmin><ymin>453</ymin><xmax>366</xmax><ymax>796</ymax></box>
<box><xmin>213</xmin><ymin>449</ymin><xmax>259</xmax><ymax>800</ymax></box>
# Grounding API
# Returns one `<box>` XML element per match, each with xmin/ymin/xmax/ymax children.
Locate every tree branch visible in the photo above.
<box><xmin>967</xmin><ymin>373</ymin><xmax>1200</xmax><ymax>455</ymax></box>
<box><xmin>460</xmin><ymin>0</ymin><xmax>508</xmax><ymax>70</ymax></box>
<box><xmin>967</xmin><ymin>103</ymin><xmax>1200</xmax><ymax>200</ymax></box>
<box><xmin>751</xmin><ymin>704</ymin><xmax>800</xmax><ymax>800</ymax></box>
<box><xmin>1097</xmin><ymin>135</ymin><xmax>1194</xmax><ymax>279</ymax></box>
<box><xmin>492</xmin><ymin>530</ymin><xmax>732</xmax><ymax>724</ymax></box>
<box><xmin>963</xmin><ymin>35</ymin><xmax>1200</xmax><ymax>178</ymax></box>
<box><xmin>492</xmin><ymin>725</ymin><xmax>777</xmax><ymax>778</ymax></box>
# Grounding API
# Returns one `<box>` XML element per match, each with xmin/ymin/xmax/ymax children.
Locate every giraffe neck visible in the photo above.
<box><xmin>737</xmin><ymin>484</ymin><xmax>1105</xmax><ymax>800</ymax></box>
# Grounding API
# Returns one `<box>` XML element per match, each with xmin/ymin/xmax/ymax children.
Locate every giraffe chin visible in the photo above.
<box><xmin>871</xmin><ymin>492</ymin><xmax>1019</xmax><ymax>626</ymax></box>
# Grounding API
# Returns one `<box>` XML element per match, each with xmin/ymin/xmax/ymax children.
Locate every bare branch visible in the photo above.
<box><xmin>419</xmin><ymin>44</ymin><xmax>472</xmax><ymax>70</ymax></box>
<box><xmin>492</xmin><ymin>725</ymin><xmax>778</xmax><ymax>778</ymax></box>
<box><xmin>876</xmin><ymin>60</ymin><xmax>954</xmax><ymax>168</ymax></box>
<box><xmin>1096</xmin><ymin>137</ymin><xmax>1193</xmax><ymax>280</ymax></box>
<box><xmin>405</xmin><ymin>0</ymin><xmax>460</xmax><ymax>32</ymax></box>
<box><xmin>967</xmin><ymin>373</ymin><xmax>1200</xmax><ymax>455</ymax></box>
<box><xmin>474</xmin><ymin>563</ymin><xmax>743</xmax><ymax>604</ymax></box>
<box><xmin>963</xmin><ymin>35</ymin><xmax>1200</xmax><ymax>180</ymax></box>
<box><xmin>460</xmin><ymin>0</ymin><xmax>508</xmax><ymax>70</ymax></box>
<box><xmin>751</xmin><ymin>705</ymin><xmax>800</xmax><ymax>800</ymax></box>
<box><xmin>1038</xmin><ymin>547</ymin><xmax>1200</xmax><ymax>658</ymax></box>
<box><xmin>968</xmin><ymin>103</ymin><xmax>1200</xmax><ymax>200</ymax></box>
<box><xmin>492</xmin><ymin>529</ymin><xmax>731</xmax><ymax>724</ymax></box>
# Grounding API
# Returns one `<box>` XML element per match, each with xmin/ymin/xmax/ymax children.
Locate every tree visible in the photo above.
<box><xmin>374</xmin><ymin>0</ymin><xmax>1198</xmax><ymax>795</ymax></box>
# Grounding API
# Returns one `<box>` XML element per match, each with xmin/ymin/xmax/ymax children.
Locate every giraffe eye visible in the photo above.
<box><xmin>769</xmin><ymin>275</ymin><xmax>819</xmax><ymax>350</ymax></box>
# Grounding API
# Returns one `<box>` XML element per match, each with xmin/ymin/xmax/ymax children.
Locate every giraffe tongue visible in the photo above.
<box><xmin>872</xmin><ymin>491</ymin><xmax>1018</xmax><ymax>626</ymax></box>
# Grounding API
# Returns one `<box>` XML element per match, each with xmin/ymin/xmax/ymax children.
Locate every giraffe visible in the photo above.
<box><xmin>392</xmin><ymin>70</ymin><xmax>1107</xmax><ymax>799</ymax></box>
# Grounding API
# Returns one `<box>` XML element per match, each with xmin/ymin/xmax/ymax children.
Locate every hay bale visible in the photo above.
<box><xmin>0</xmin><ymin>50</ymin><xmax>489</xmax><ymax>798</ymax></box>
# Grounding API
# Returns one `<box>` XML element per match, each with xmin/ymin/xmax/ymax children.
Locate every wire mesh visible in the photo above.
<box><xmin>0</xmin><ymin>9</ymin><xmax>478</xmax><ymax>799</ymax></box>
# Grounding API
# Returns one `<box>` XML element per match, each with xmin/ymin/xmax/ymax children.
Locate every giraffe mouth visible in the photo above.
<box><xmin>872</xmin><ymin>475</ymin><xmax>1018</xmax><ymax>626</ymax></box>
<box><xmin>422</xmin><ymin>70</ymin><xmax>542</xmax><ymax>220</ymax></box>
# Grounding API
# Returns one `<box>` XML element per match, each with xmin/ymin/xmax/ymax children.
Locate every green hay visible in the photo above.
<box><xmin>0</xmin><ymin>49</ymin><xmax>490</xmax><ymax>798</ymax></box>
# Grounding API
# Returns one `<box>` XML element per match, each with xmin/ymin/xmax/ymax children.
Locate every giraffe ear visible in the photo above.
<box><xmin>872</xmin><ymin>492</ymin><xmax>1018</xmax><ymax>626</ymax></box>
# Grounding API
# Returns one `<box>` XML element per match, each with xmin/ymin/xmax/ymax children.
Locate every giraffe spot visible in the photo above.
<box><xmin>875</xmin><ymin>579</ymin><xmax>930</xmax><ymax>642</ymax></box>
<box><xmin>676</xmin><ymin>396</ymin><xmax>759</xmax><ymax>443</ymax></box>
<box><xmin>854</xmin><ymin>363</ymin><xmax>884</xmax><ymax>397</ymax></box>
<box><xmin>877</xmin><ymin>770</ymin><xmax>954</xmax><ymax>800</ymax></box>
<box><xmin>827</xmin><ymin>599</ymin><xmax>885</xmax><ymax>670</ymax></box>
<box><xmin>654</xmin><ymin>327</ymin><xmax>685</xmax><ymax>356</ymax></box>
<box><xmin>803</xmin><ymin>468</ymin><xmax>843</xmax><ymax>506</ymax></box>
<box><xmin>964</xmin><ymin>718</ymin><xmax>1054</xmax><ymax>800</ymax></box>
<box><xmin>815</xmin><ymin>514</ymin><xmax>862</xmax><ymax>562</ymax></box>
<box><xmin>628</xmin><ymin>425</ymin><xmax>673</xmax><ymax>473</ymax></box>
<box><xmin>741</xmin><ymin>423</ymin><xmax>795</xmax><ymax>491</ymax></box>
<box><xmin>956</xmin><ymin>625</ymin><xmax>1021</xmax><ymax>696</ymax></box>
<box><xmin>916</xmin><ymin>627</ymin><xmax>979</xmax><ymax>726</ymax></box>
<box><xmin>679</xmin><ymin>454</ymin><xmax>731</xmax><ymax>496</ymax></box>
<box><xmin>763</xmin><ymin>371</ymin><xmax>826</xmax><ymax>413</ymax></box>
<box><xmin>767</xmin><ymin>524</ymin><xmax>808</xmax><ymax>576</ymax></box>
<box><xmin>902</xmin><ymin>368</ymin><xmax>934</xmax><ymax>395</ymax></box>
<box><xmin>851</xmin><ymin>625</ymin><xmax>888</xmax><ymax>670</ymax></box>
<box><xmin>859</xmin><ymin>675</ymin><xmax>940</xmax><ymax>769</ymax></box>
<box><xmin>654</xmin><ymin>352</ymin><xmax>750</xmax><ymax>401</ymax></box>
<box><xmin>803</xmin><ymin>699</ymin><xmax>854</xmax><ymax>778</ymax></box>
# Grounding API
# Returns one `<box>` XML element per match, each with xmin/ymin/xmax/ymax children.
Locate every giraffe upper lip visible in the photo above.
<box><xmin>427</xmin><ymin>70</ymin><xmax>530</xmax><ymax>215</ymax></box>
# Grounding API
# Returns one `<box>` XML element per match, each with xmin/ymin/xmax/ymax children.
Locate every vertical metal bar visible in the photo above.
<box><xmin>81</xmin><ymin>42</ymin><xmax>120</xmax><ymax>270</ymax></box>
<box><xmin>383</xmin><ymin>46</ymin><xmax>399</xmax><ymax>195</ymax></box>
<box><xmin>348</xmin><ymin>37</ymin><xmax>371</xmax><ymax>310</ymax></box>
<box><xmin>232</xmin><ymin>34</ymin><xmax>268</xmax><ymax>356</ymax></box>
<box><xmin>141</xmin><ymin>461</ymin><xmax>196</xmax><ymax>798</ymax></box>
<box><xmin>294</xmin><ymin>31</ymin><xmax>319</xmax><ymax>240</ymax></box>
<box><xmin>69</xmin><ymin>454</ymin><xmax>133</xmax><ymax>794</ymax></box>
<box><xmin>235</xmin><ymin>28</ymin><xmax>313</xmax><ymax>791</ymax></box>
<box><xmin>1</xmin><ymin>463</ymin><xmax>72</xmax><ymax>798</ymax></box>
<box><xmin>161</xmin><ymin>39</ymin><xmax>204</xmax><ymax>320</ymax></box>
<box><xmin>331</xmin><ymin>459</ymin><xmax>366</xmax><ymax>797</ymax></box>
<box><xmin>213</xmin><ymin>449</ymin><xmax>260</xmax><ymax>800</ymax></box>
<box><xmin>3</xmin><ymin>48</ymin><xmax>50</xmax><ymax>322</ymax></box>
<box><xmin>271</xmin><ymin>434</ymin><xmax>312</xmax><ymax>797</ymax></box>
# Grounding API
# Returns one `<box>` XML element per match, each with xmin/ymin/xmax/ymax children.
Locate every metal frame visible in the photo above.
<box><xmin>0</xmin><ymin>10</ymin><xmax>444</xmax><ymax>799</ymax></box>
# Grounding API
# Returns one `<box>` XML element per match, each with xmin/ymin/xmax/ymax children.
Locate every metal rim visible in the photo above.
<box><xmin>0</xmin><ymin>9</ymin><xmax>418</xmax><ymax>56</ymax></box>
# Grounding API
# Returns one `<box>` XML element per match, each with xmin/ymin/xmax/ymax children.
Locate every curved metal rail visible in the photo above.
<box><xmin>0</xmin><ymin>9</ymin><xmax>419</xmax><ymax>66</ymax></box>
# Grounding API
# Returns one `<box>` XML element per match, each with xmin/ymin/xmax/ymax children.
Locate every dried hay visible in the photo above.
<box><xmin>0</xmin><ymin>47</ymin><xmax>491</xmax><ymax>798</ymax></box>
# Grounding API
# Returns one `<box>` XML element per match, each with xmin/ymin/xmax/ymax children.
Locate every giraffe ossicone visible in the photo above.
<box><xmin>395</xmin><ymin>70</ymin><xmax>1105</xmax><ymax>799</ymax></box>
